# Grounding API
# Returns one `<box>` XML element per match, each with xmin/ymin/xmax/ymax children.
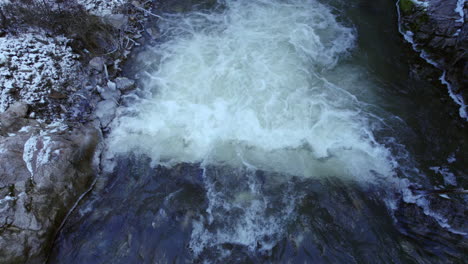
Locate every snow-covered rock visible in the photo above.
<box><xmin>0</xmin><ymin>31</ymin><xmax>80</xmax><ymax>115</ymax></box>
<box><xmin>95</xmin><ymin>99</ymin><xmax>117</xmax><ymax>128</ymax></box>
<box><xmin>78</xmin><ymin>0</ymin><xmax>128</xmax><ymax>16</ymax></box>
<box><xmin>115</xmin><ymin>77</ymin><xmax>136</xmax><ymax>92</ymax></box>
<box><xmin>89</xmin><ymin>56</ymin><xmax>106</xmax><ymax>72</ymax></box>
<box><xmin>0</xmin><ymin>0</ymin><xmax>128</xmax><ymax>16</ymax></box>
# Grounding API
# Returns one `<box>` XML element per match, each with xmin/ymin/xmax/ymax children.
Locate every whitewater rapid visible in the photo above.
<box><xmin>108</xmin><ymin>0</ymin><xmax>397</xmax><ymax>183</ymax></box>
<box><xmin>94</xmin><ymin>0</ymin><xmax>468</xmax><ymax>258</ymax></box>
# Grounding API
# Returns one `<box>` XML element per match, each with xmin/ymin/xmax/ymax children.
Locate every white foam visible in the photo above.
<box><xmin>108</xmin><ymin>0</ymin><xmax>396</xmax><ymax>183</ymax></box>
<box><xmin>440</xmin><ymin>72</ymin><xmax>467</xmax><ymax>119</ymax></box>
<box><xmin>430</xmin><ymin>166</ymin><xmax>457</xmax><ymax>186</ymax></box>
<box><xmin>101</xmin><ymin>0</ymin><xmax>468</xmax><ymax>252</ymax></box>
<box><xmin>190</xmin><ymin>166</ymin><xmax>298</xmax><ymax>256</ymax></box>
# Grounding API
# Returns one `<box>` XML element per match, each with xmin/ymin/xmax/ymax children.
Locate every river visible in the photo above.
<box><xmin>48</xmin><ymin>0</ymin><xmax>467</xmax><ymax>263</ymax></box>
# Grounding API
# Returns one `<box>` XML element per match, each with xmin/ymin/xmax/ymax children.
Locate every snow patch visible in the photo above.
<box><xmin>410</xmin><ymin>0</ymin><xmax>429</xmax><ymax>9</ymax></box>
<box><xmin>0</xmin><ymin>195</ymin><xmax>15</xmax><ymax>204</ymax></box>
<box><xmin>23</xmin><ymin>135</ymin><xmax>39</xmax><ymax>178</ymax></box>
<box><xmin>455</xmin><ymin>0</ymin><xmax>466</xmax><ymax>23</ymax></box>
<box><xmin>36</xmin><ymin>136</ymin><xmax>53</xmax><ymax>166</ymax></box>
<box><xmin>78</xmin><ymin>0</ymin><xmax>127</xmax><ymax>16</ymax></box>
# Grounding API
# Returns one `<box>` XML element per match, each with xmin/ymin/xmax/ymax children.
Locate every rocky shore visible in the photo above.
<box><xmin>0</xmin><ymin>0</ymin><xmax>154</xmax><ymax>262</ymax></box>
<box><xmin>397</xmin><ymin>0</ymin><xmax>467</xmax><ymax>119</ymax></box>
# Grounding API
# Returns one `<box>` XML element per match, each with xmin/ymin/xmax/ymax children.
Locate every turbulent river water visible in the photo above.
<box><xmin>49</xmin><ymin>0</ymin><xmax>467</xmax><ymax>263</ymax></box>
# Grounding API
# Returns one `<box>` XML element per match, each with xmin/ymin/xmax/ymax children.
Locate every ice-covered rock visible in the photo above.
<box><xmin>95</xmin><ymin>99</ymin><xmax>117</xmax><ymax>128</ymax></box>
<box><xmin>89</xmin><ymin>56</ymin><xmax>106</xmax><ymax>72</ymax></box>
<box><xmin>78</xmin><ymin>0</ymin><xmax>128</xmax><ymax>16</ymax></box>
<box><xmin>98</xmin><ymin>82</ymin><xmax>121</xmax><ymax>101</ymax></box>
<box><xmin>115</xmin><ymin>77</ymin><xmax>136</xmax><ymax>92</ymax></box>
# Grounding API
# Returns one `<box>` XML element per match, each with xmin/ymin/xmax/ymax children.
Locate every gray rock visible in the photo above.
<box><xmin>100</xmin><ymin>89</ymin><xmax>121</xmax><ymax>101</ymax></box>
<box><xmin>0</xmin><ymin>124</ymin><xmax>100</xmax><ymax>263</ymax></box>
<box><xmin>145</xmin><ymin>27</ymin><xmax>160</xmax><ymax>39</ymax></box>
<box><xmin>95</xmin><ymin>99</ymin><xmax>117</xmax><ymax>128</ymax></box>
<box><xmin>115</xmin><ymin>77</ymin><xmax>136</xmax><ymax>92</ymax></box>
<box><xmin>398</xmin><ymin>0</ymin><xmax>468</xmax><ymax>118</ymax></box>
<box><xmin>89</xmin><ymin>57</ymin><xmax>106</xmax><ymax>72</ymax></box>
<box><xmin>105</xmin><ymin>14</ymin><xmax>128</xmax><ymax>29</ymax></box>
<box><xmin>0</xmin><ymin>102</ymin><xmax>31</xmax><ymax>134</ymax></box>
<box><xmin>98</xmin><ymin>82</ymin><xmax>121</xmax><ymax>101</ymax></box>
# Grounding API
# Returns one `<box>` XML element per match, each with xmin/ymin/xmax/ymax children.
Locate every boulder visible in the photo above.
<box><xmin>95</xmin><ymin>99</ymin><xmax>117</xmax><ymax>128</ymax></box>
<box><xmin>115</xmin><ymin>77</ymin><xmax>136</xmax><ymax>92</ymax></box>
<box><xmin>0</xmin><ymin>102</ymin><xmax>31</xmax><ymax>135</ymax></box>
<box><xmin>89</xmin><ymin>57</ymin><xmax>106</xmax><ymax>72</ymax></box>
<box><xmin>0</xmin><ymin>123</ymin><xmax>100</xmax><ymax>264</ymax></box>
<box><xmin>105</xmin><ymin>14</ymin><xmax>128</xmax><ymax>29</ymax></box>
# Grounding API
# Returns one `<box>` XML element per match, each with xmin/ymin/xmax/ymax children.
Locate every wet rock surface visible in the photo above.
<box><xmin>398</xmin><ymin>0</ymin><xmax>467</xmax><ymax>118</ymax></box>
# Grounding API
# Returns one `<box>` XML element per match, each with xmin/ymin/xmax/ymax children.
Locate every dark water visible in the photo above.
<box><xmin>48</xmin><ymin>0</ymin><xmax>467</xmax><ymax>263</ymax></box>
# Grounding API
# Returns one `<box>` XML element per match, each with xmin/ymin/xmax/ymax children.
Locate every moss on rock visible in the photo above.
<box><xmin>399</xmin><ymin>0</ymin><xmax>415</xmax><ymax>13</ymax></box>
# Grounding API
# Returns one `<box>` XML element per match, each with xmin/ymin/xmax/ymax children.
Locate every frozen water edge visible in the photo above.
<box><xmin>455</xmin><ymin>0</ymin><xmax>466</xmax><ymax>23</ymax></box>
<box><xmin>396</xmin><ymin>0</ymin><xmax>468</xmax><ymax>121</ymax></box>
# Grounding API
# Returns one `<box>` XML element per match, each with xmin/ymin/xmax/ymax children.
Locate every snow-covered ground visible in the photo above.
<box><xmin>0</xmin><ymin>30</ymin><xmax>80</xmax><ymax>113</ymax></box>
<box><xmin>79</xmin><ymin>0</ymin><xmax>127</xmax><ymax>16</ymax></box>
<box><xmin>0</xmin><ymin>0</ymin><xmax>127</xmax><ymax>16</ymax></box>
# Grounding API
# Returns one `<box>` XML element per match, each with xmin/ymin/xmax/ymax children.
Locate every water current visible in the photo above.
<box><xmin>48</xmin><ymin>0</ymin><xmax>467</xmax><ymax>263</ymax></box>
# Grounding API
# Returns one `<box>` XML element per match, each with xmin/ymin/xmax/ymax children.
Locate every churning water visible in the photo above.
<box><xmin>106</xmin><ymin>0</ymin><xmax>404</xmax><ymax>254</ymax></box>
<box><xmin>109</xmin><ymin>0</ymin><xmax>395</xmax><ymax>182</ymax></box>
<box><xmin>49</xmin><ymin>0</ymin><xmax>467</xmax><ymax>263</ymax></box>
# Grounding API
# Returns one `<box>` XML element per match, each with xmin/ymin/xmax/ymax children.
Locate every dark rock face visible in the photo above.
<box><xmin>0</xmin><ymin>103</ymin><xmax>101</xmax><ymax>264</ymax></box>
<box><xmin>398</xmin><ymin>0</ymin><xmax>467</xmax><ymax>118</ymax></box>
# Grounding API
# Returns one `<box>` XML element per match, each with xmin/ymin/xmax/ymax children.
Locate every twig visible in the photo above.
<box><xmin>132</xmin><ymin>4</ymin><xmax>164</xmax><ymax>20</ymax></box>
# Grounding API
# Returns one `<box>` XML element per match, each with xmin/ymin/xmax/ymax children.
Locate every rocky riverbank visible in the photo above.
<box><xmin>397</xmin><ymin>0</ymin><xmax>467</xmax><ymax>120</ymax></box>
<box><xmin>0</xmin><ymin>0</ymin><xmax>154</xmax><ymax>262</ymax></box>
